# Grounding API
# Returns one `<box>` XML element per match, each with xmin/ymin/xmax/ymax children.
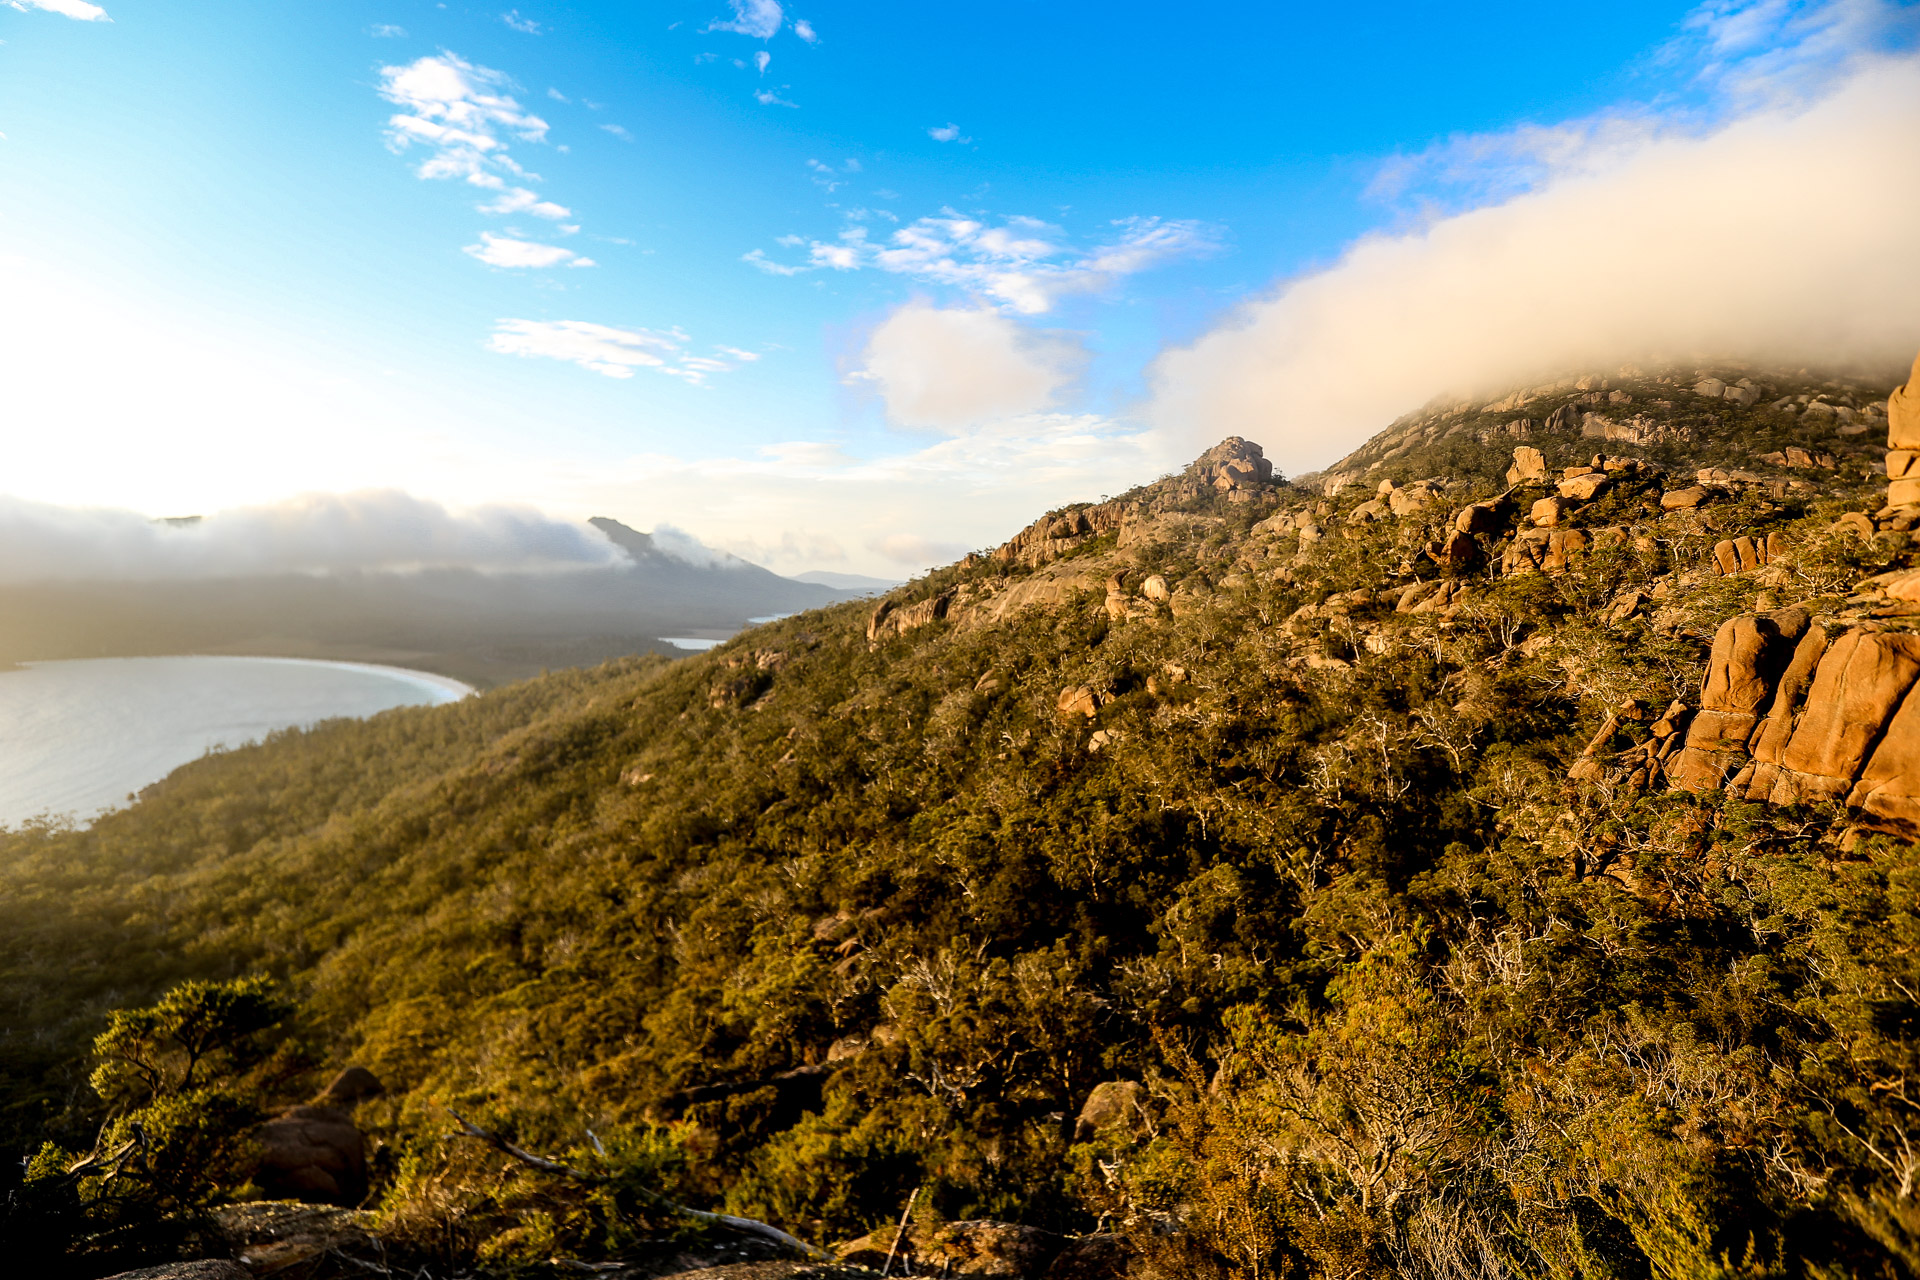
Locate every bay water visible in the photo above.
<box><xmin>0</xmin><ymin>656</ymin><xmax>471</xmax><ymax>828</ymax></box>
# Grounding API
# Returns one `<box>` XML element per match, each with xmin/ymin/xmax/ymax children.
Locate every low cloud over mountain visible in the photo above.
<box><xmin>1149</xmin><ymin>50</ymin><xmax>1920</xmax><ymax>474</ymax></box>
<box><xmin>0</xmin><ymin>490</ymin><xmax>627</xmax><ymax>585</ymax></box>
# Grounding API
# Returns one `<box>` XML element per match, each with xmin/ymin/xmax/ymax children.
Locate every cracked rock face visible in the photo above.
<box><xmin>1891</xmin><ymin>353</ymin><xmax>1920</xmax><ymax>505</ymax></box>
<box><xmin>1668</xmin><ymin>614</ymin><xmax>1920</xmax><ymax>838</ymax></box>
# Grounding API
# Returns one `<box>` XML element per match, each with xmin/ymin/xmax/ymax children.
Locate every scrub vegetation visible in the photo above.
<box><xmin>4</xmin><ymin>365</ymin><xmax>1918</xmax><ymax>1279</ymax></box>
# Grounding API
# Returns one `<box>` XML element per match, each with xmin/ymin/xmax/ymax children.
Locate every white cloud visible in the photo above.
<box><xmin>806</xmin><ymin>157</ymin><xmax>854</xmax><ymax>191</ymax></box>
<box><xmin>501</xmin><ymin>8</ymin><xmax>540</xmax><ymax>34</ymax></box>
<box><xmin>463</xmin><ymin>233</ymin><xmax>586</xmax><ymax>268</ymax></box>
<box><xmin>488</xmin><ymin>319</ymin><xmax>753</xmax><ymax>384</ymax></box>
<box><xmin>1146</xmin><ymin>52</ymin><xmax>1920</xmax><ymax>476</ymax></box>
<box><xmin>378</xmin><ymin>52</ymin><xmax>549</xmax><ymax>187</ymax></box>
<box><xmin>1678</xmin><ymin>0</ymin><xmax>1920</xmax><ymax>106</ymax></box>
<box><xmin>741</xmin><ymin>248</ymin><xmax>807</xmax><ymax>276</ymax></box>
<box><xmin>370</xmin><ymin>23</ymin><xmax>407</xmax><ymax>38</ymax></box>
<box><xmin>479</xmin><ymin>186</ymin><xmax>570</xmax><ymax>219</ymax></box>
<box><xmin>709</xmin><ymin>0</ymin><xmax>782</xmax><ymax>38</ymax></box>
<box><xmin>376</xmin><ymin>52</ymin><xmax>599</xmax><ymax>263</ymax></box>
<box><xmin>851</xmin><ymin>302</ymin><xmax>1088</xmax><ymax>431</ymax></box>
<box><xmin>750</xmin><ymin>211</ymin><xmax>1221</xmax><ymax>314</ymax></box>
<box><xmin>793</xmin><ymin>18</ymin><xmax>817</xmax><ymax>42</ymax></box>
<box><xmin>601</xmin><ymin>123</ymin><xmax>633</xmax><ymax>141</ymax></box>
<box><xmin>6</xmin><ymin>0</ymin><xmax>109</xmax><ymax>20</ymax></box>
<box><xmin>755</xmin><ymin>50</ymin><xmax>771</xmax><ymax>73</ymax></box>
<box><xmin>0</xmin><ymin>490</ymin><xmax>620</xmax><ymax>583</ymax></box>
<box><xmin>651</xmin><ymin>522</ymin><xmax>749</xmax><ymax>568</ymax></box>
<box><xmin>928</xmin><ymin>123</ymin><xmax>969</xmax><ymax>143</ymax></box>
<box><xmin>755</xmin><ymin>89</ymin><xmax>798</xmax><ymax>107</ymax></box>
<box><xmin>547</xmin><ymin>86</ymin><xmax>569</xmax><ymax>101</ymax></box>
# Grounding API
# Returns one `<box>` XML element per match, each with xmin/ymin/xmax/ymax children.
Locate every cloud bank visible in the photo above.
<box><xmin>0</xmin><ymin>491</ymin><xmax>623</xmax><ymax>584</ymax></box>
<box><xmin>1148</xmin><ymin>53</ymin><xmax>1920</xmax><ymax>474</ymax></box>
<box><xmin>852</xmin><ymin>303</ymin><xmax>1087</xmax><ymax>430</ymax></box>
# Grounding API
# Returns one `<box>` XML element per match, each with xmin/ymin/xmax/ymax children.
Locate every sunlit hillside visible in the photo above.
<box><xmin>8</xmin><ymin>362</ymin><xmax>1920</xmax><ymax>1278</ymax></box>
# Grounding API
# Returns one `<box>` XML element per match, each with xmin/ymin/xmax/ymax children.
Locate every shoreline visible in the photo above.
<box><xmin>16</xmin><ymin>654</ymin><xmax>476</xmax><ymax>702</ymax></box>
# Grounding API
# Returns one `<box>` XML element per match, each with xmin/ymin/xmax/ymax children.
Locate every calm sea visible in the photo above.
<box><xmin>0</xmin><ymin>656</ymin><xmax>471</xmax><ymax>829</ymax></box>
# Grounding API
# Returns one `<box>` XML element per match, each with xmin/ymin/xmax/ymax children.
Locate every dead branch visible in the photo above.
<box><xmin>444</xmin><ymin>1107</ymin><xmax>826</xmax><ymax>1260</ymax></box>
<box><xmin>62</xmin><ymin>1121</ymin><xmax>148</xmax><ymax>1184</ymax></box>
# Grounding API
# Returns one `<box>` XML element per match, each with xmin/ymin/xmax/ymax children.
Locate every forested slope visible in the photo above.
<box><xmin>6</xmin><ymin>360</ymin><xmax>1920</xmax><ymax>1280</ymax></box>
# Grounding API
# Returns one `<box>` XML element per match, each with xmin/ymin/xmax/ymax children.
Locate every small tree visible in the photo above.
<box><xmin>5</xmin><ymin>976</ymin><xmax>292</xmax><ymax>1266</ymax></box>
<box><xmin>89</xmin><ymin>976</ymin><xmax>290</xmax><ymax>1110</ymax></box>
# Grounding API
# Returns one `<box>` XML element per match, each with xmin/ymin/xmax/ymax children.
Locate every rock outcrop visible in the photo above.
<box><xmin>250</xmin><ymin>1065</ymin><xmax>384</xmax><ymax>1207</ymax></box>
<box><xmin>1503</xmin><ymin>527</ymin><xmax>1592</xmax><ymax>575</ymax></box>
<box><xmin>1073</xmin><ymin>1079</ymin><xmax>1146</xmax><ymax>1142</ymax></box>
<box><xmin>867</xmin><ymin>591</ymin><xmax>954</xmax><ymax>643</ymax></box>
<box><xmin>1657</xmin><ymin>349</ymin><xmax>1920</xmax><ymax>839</ymax></box>
<box><xmin>1557</xmin><ymin>470</ymin><xmax>1610</xmax><ymax>501</ymax></box>
<box><xmin>1506</xmin><ymin>446</ymin><xmax>1547</xmax><ymax>485</ymax></box>
<box><xmin>1056</xmin><ymin>686</ymin><xmax>1100</xmax><ymax>719</ymax></box>
<box><xmin>992</xmin><ymin>502</ymin><xmax>1133</xmax><ymax>568</ymax></box>
<box><xmin>211</xmin><ymin>1202</ymin><xmax>383</xmax><ymax>1276</ymax></box>
<box><xmin>252</xmin><ymin>1104</ymin><xmax>370</xmax><ymax>1206</ymax></box>
<box><xmin>1666</xmin><ymin>610</ymin><xmax>1920</xmax><ymax>838</ymax></box>
<box><xmin>1891</xmin><ymin>352</ymin><xmax>1920</xmax><ymax>507</ymax></box>
<box><xmin>1709</xmin><ymin>535</ymin><xmax>1780</xmax><ymax>575</ymax></box>
<box><xmin>101</xmin><ymin>1265</ymin><xmax>252</xmax><ymax>1280</ymax></box>
<box><xmin>1664</xmin><ymin>609</ymin><xmax>1812</xmax><ymax>792</ymax></box>
<box><xmin>319</xmin><ymin>1065</ymin><xmax>385</xmax><ymax>1107</ymax></box>
<box><xmin>1189</xmin><ymin>436</ymin><xmax>1275</xmax><ymax>500</ymax></box>
<box><xmin>991</xmin><ymin>440</ymin><xmax>1277</xmax><ymax>570</ymax></box>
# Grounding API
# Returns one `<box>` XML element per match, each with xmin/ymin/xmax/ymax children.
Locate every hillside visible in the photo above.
<box><xmin>5</xmin><ymin>358</ymin><xmax>1920</xmax><ymax>1280</ymax></box>
<box><xmin>0</xmin><ymin>517</ymin><xmax>853</xmax><ymax>687</ymax></box>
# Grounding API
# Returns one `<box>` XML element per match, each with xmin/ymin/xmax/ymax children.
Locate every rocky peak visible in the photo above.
<box><xmin>977</xmin><ymin>438</ymin><xmax>1282</xmax><ymax>572</ymax></box>
<box><xmin>1186</xmin><ymin>436</ymin><xmax>1275</xmax><ymax>502</ymax></box>
<box><xmin>587</xmin><ymin>516</ymin><xmax>660</xmax><ymax>562</ymax></box>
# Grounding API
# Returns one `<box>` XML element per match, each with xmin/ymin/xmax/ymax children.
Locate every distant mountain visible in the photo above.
<box><xmin>789</xmin><ymin>569</ymin><xmax>903</xmax><ymax>594</ymax></box>
<box><xmin>0</xmin><ymin>517</ymin><xmax>863</xmax><ymax>686</ymax></box>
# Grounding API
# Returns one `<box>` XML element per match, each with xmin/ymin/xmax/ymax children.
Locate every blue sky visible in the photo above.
<box><xmin>2</xmin><ymin>0</ymin><xmax>1918</xmax><ymax>575</ymax></box>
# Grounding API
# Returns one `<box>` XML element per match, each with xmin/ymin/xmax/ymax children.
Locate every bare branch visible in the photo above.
<box><xmin>444</xmin><ymin>1107</ymin><xmax>827</xmax><ymax>1260</ymax></box>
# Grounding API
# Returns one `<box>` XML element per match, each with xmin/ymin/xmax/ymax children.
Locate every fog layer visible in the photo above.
<box><xmin>0</xmin><ymin>490</ymin><xmax>624</xmax><ymax>584</ymax></box>
<box><xmin>1148</xmin><ymin>57</ymin><xmax>1920</xmax><ymax>475</ymax></box>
